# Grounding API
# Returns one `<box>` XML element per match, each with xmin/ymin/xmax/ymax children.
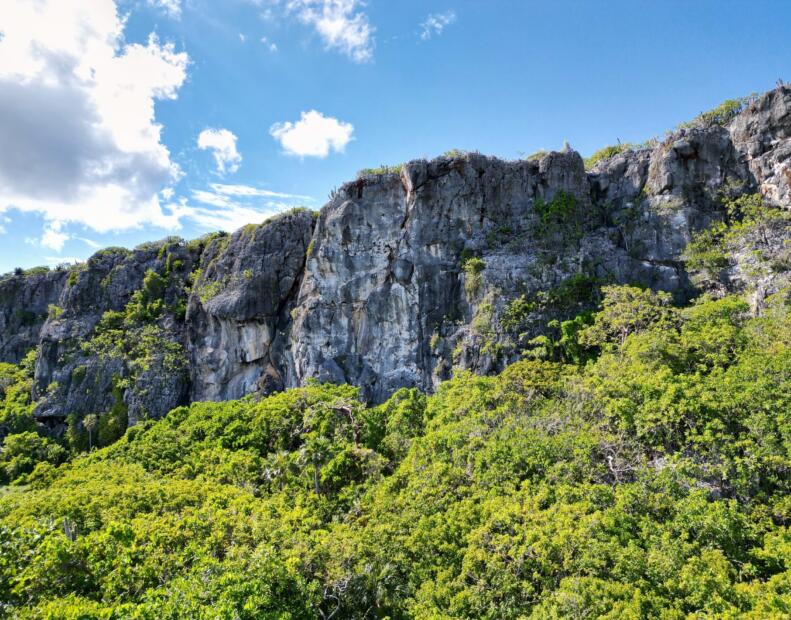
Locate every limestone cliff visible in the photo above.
<box><xmin>2</xmin><ymin>85</ymin><xmax>790</xmax><ymax>431</ymax></box>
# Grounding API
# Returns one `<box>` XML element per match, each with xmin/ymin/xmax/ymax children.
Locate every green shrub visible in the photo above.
<box><xmin>583</xmin><ymin>143</ymin><xmax>633</xmax><ymax>169</ymax></box>
<box><xmin>524</xmin><ymin>149</ymin><xmax>548</xmax><ymax>161</ymax></box>
<box><xmin>443</xmin><ymin>148</ymin><xmax>468</xmax><ymax>158</ymax></box>
<box><xmin>1</xmin><ymin>287</ymin><xmax>789</xmax><ymax>619</ymax></box>
<box><xmin>678</xmin><ymin>95</ymin><xmax>756</xmax><ymax>129</ymax></box>
<box><xmin>46</xmin><ymin>304</ymin><xmax>63</xmax><ymax>320</ymax></box>
<box><xmin>463</xmin><ymin>257</ymin><xmax>486</xmax><ymax>298</ymax></box>
<box><xmin>0</xmin><ymin>431</ymin><xmax>66</xmax><ymax>484</ymax></box>
<box><xmin>357</xmin><ymin>163</ymin><xmax>404</xmax><ymax>177</ymax></box>
<box><xmin>684</xmin><ymin>193</ymin><xmax>791</xmax><ymax>291</ymax></box>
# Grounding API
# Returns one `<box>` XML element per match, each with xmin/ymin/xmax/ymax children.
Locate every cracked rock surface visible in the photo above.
<box><xmin>2</xmin><ymin>86</ymin><xmax>790</xmax><ymax>426</ymax></box>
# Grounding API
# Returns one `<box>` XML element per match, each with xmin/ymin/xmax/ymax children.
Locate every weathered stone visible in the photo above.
<box><xmin>2</xmin><ymin>85</ymin><xmax>790</xmax><ymax>420</ymax></box>
<box><xmin>186</xmin><ymin>210</ymin><xmax>315</xmax><ymax>402</ymax></box>
<box><xmin>0</xmin><ymin>269</ymin><xmax>67</xmax><ymax>364</ymax></box>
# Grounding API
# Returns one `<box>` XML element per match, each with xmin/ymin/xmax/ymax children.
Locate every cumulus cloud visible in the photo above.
<box><xmin>0</xmin><ymin>0</ymin><xmax>188</xmax><ymax>235</ymax></box>
<box><xmin>419</xmin><ymin>11</ymin><xmax>456</xmax><ymax>40</ymax></box>
<box><xmin>270</xmin><ymin>110</ymin><xmax>354</xmax><ymax>157</ymax></box>
<box><xmin>286</xmin><ymin>0</ymin><xmax>374</xmax><ymax>62</ymax></box>
<box><xmin>40</xmin><ymin>223</ymin><xmax>69</xmax><ymax>252</ymax></box>
<box><xmin>198</xmin><ymin>128</ymin><xmax>242</xmax><ymax>175</ymax></box>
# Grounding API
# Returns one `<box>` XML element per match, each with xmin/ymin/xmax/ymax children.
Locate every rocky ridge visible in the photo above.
<box><xmin>1</xmin><ymin>86</ymin><xmax>789</xmax><ymax>431</ymax></box>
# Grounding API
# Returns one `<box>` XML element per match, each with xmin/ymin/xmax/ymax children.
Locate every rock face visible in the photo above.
<box><xmin>286</xmin><ymin>152</ymin><xmax>596</xmax><ymax>402</ymax></box>
<box><xmin>187</xmin><ymin>211</ymin><xmax>315</xmax><ymax>402</ymax></box>
<box><xmin>0</xmin><ymin>269</ymin><xmax>67</xmax><ymax>364</ymax></box>
<box><xmin>31</xmin><ymin>241</ymin><xmax>203</xmax><ymax>429</ymax></box>
<box><xmin>2</xmin><ymin>85</ymin><xmax>790</xmax><ymax>428</ymax></box>
<box><xmin>730</xmin><ymin>86</ymin><xmax>791</xmax><ymax>205</ymax></box>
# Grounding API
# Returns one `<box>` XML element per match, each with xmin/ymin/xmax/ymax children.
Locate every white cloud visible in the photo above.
<box><xmin>286</xmin><ymin>0</ymin><xmax>374</xmax><ymax>62</ymax></box>
<box><xmin>0</xmin><ymin>224</ymin><xmax>5</xmax><ymax>235</ymax></box>
<box><xmin>239</xmin><ymin>33</ymin><xmax>247</xmax><ymax>43</ymax></box>
<box><xmin>173</xmin><ymin>181</ymin><xmax>314</xmax><ymax>232</ymax></box>
<box><xmin>209</xmin><ymin>183</ymin><xmax>312</xmax><ymax>200</ymax></box>
<box><xmin>270</xmin><ymin>110</ymin><xmax>353</xmax><ymax>157</ymax></box>
<box><xmin>77</xmin><ymin>237</ymin><xmax>102</xmax><ymax>248</ymax></box>
<box><xmin>148</xmin><ymin>0</ymin><xmax>181</xmax><ymax>18</ymax></box>
<box><xmin>419</xmin><ymin>11</ymin><xmax>456</xmax><ymax>40</ymax></box>
<box><xmin>41</xmin><ymin>223</ymin><xmax>69</xmax><ymax>252</ymax></box>
<box><xmin>0</xmin><ymin>0</ymin><xmax>188</xmax><ymax>236</ymax></box>
<box><xmin>197</xmin><ymin>128</ymin><xmax>242</xmax><ymax>175</ymax></box>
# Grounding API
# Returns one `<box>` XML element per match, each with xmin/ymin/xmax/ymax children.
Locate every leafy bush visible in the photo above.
<box><xmin>0</xmin><ymin>287</ymin><xmax>789</xmax><ymax>617</ymax></box>
<box><xmin>524</xmin><ymin>149</ymin><xmax>548</xmax><ymax>161</ymax></box>
<box><xmin>583</xmin><ymin>142</ymin><xmax>634</xmax><ymax>169</ymax></box>
<box><xmin>463</xmin><ymin>257</ymin><xmax>486</xmax><ymax>298</ymax></box>
<box><xmin>678</xmin><ymin>95</ymin><xmax>756</xmax><ymax>129</ymax></box>
<box><xmin>46</xmin><ymin>304</ymin><xmax>63</xmax><ymax>320</ymax></box>
<box><xmin>685</xmin><ymin>193</ymin><xmax>791</xmax><ymax>292</ymax></box>
<box><xmin>357</xmin><ymin>164</ymin><xmax>404</xmax><ymax>176</ymax></box>
<box><xmin>0</xmin><ymin>432</ymin><xmax>66</xmax><ymax>484</ymax></box>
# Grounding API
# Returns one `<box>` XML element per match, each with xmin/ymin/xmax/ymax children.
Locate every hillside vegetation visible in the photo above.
<box><xmin>1</xmin><ymin>283</ymin><xmax>789</xmax><ymax>618</ymax></box>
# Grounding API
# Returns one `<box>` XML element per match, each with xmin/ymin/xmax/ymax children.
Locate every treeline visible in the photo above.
<box><xmin>0</xmin><ymin>284</ymin><xmax>789</xmax><ymax>618</ymax></box>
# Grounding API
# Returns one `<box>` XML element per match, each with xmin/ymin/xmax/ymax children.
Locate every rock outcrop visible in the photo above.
<box><xmin>187</xmin><ymin>210</ymin><xmax>315</xmax><ymax>401</ymax></box>
<box><xmin>0</xmin><ymin>269</ymin><xmax>67</xmax><ymax>365</ymax></box>
<box><xmin>2</xmin><ymin>85</ymin><xmax>789</xmax><ymax>430</ymax></box>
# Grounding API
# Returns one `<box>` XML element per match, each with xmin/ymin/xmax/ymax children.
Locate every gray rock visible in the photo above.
<box><xmin>2</xmin><ymin>85</ymin><xmax>790</xmax><ymax>423</ymax></box>
<box><xmin>186</xmin><ymin>210</ymin><xmax>315</xmax><ymax>401</ymax></box>
<box><xmin>0</xmin><ymin>269</ymin><xmax>67</xmax><ymax>363</ymax></box>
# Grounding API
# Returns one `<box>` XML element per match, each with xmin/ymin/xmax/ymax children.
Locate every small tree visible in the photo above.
<box><xmin>580</xmin><ymin>285</ymin><xmax>677</xmax><ymax>349</ymax></box>
<box><xmin>83</xmin><ymin>414</ymin><xmax>99</xmax><ymax>450</ymax></box>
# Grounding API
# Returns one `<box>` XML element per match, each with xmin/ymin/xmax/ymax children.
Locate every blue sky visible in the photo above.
<box><xmin>1</xmin><ymin>0</ymin><xmax>790</xmax><ymax>272</ymax></box>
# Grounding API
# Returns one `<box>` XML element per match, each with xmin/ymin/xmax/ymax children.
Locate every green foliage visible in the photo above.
<box><xmin>679</xmin><ymin>94</ymin><xmax>756</xmax><ymax>129</ymax></box>
<box><xmin>527</xmin><ymin>312</ymin><xmax>595</xmax><ymax>364</ymax></box>
<box><xmin>46</xmin><ymin>304</ymin><xmax>63</xmax><ymax>320</ymax></box>
<box><xmin>532</xmin><ymin>191</ymin><xmax>594</xmax><ymax>246</ymax></box>
<box><xmin>0</xmin><ymin>353</ymin><xmax>37</xmax><ymax>436</ymax></box>
<box><xmin>463</xmin><ymin>257</ymin><xmax>486</xmax><ymax>298</ymax></box>
<box><xmin>685</xmin><ymin>193</ymin><xmax>791</xmax><ymax>292</ymax></box>
<box><xmin>443</xmin><ymin>148</ymin><xmax>468</xmax><ymax>158</ymax></box>
<box><xmin>502</xmin><ymin>274</ymin><xmax>601</xmax><ymax>346</ymax></box>
<box><xmin>357</xmin><ymin>164</ymin><xmax>404</xmax><ymax>176</ymax></box>
<box><xmin>501</xmin><ymin>293</ymin><xmax>536</xmax><ymax>333</ymax></box>
<box><xmin>92</xmin><ymin>246</ymin><xmax>130</xmax><ymax>259</ymax></box>
<box><xmin>196</xmin><ymin>278</ymin><xmax>226</xmax><ymax>304</ymax></box>
<box><xmin>579</xmin><ymin>284</ymin><xmax>677</xmax><ymax>349</ymax></box>
<box><xmin>0</xmin><ymin>432</ymin><xmax>65</xmax><ymax>484</ymax></box>
<box><xmin>185</xmin><ymin>231</ymin><xmax>227</xmax><ymax>254</ymax></box>
<box><xmin>584</xmin><ymin>142</ymin><xmax>634</xmax><ymax>169</ymax></box>
<box><xmin>1</xmin><ymin>287</ymin><xmax>790</xmax><ymax>617</ymax></box>
<box><xmin>124</xmin><ymin>269</ymin><xmax>167</xmax><ymax>323</ymax></box>
<box><xmin>524</xmin><ymin>149</ymin><xmax>548</xmax><ymax>161</ymax></box>
<box><xmin>534</xmin><ymin>190</ymin><xmax>579</xmax><ymax>225</ymax></box>
<box><xmin>66</xmin><ymin>267</ymin><xmax>80</xmax><ymax>288</ymax></box>
<box><xmin>23</xmin><ymin>266</ymin><xmax>50</xmax><ymax>276</ymax></box>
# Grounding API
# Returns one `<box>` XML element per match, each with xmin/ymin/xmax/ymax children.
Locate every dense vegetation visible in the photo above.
<box><xmin>1</xmin><ymin>279</ymin><xmax>789</xmax><ymax>618</ymax></box>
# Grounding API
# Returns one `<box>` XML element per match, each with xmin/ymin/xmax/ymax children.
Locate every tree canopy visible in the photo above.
<box><xmin>0</xmin><ymin>286</ymin><xmax>789</xmax><ymax>618</ymax></box>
